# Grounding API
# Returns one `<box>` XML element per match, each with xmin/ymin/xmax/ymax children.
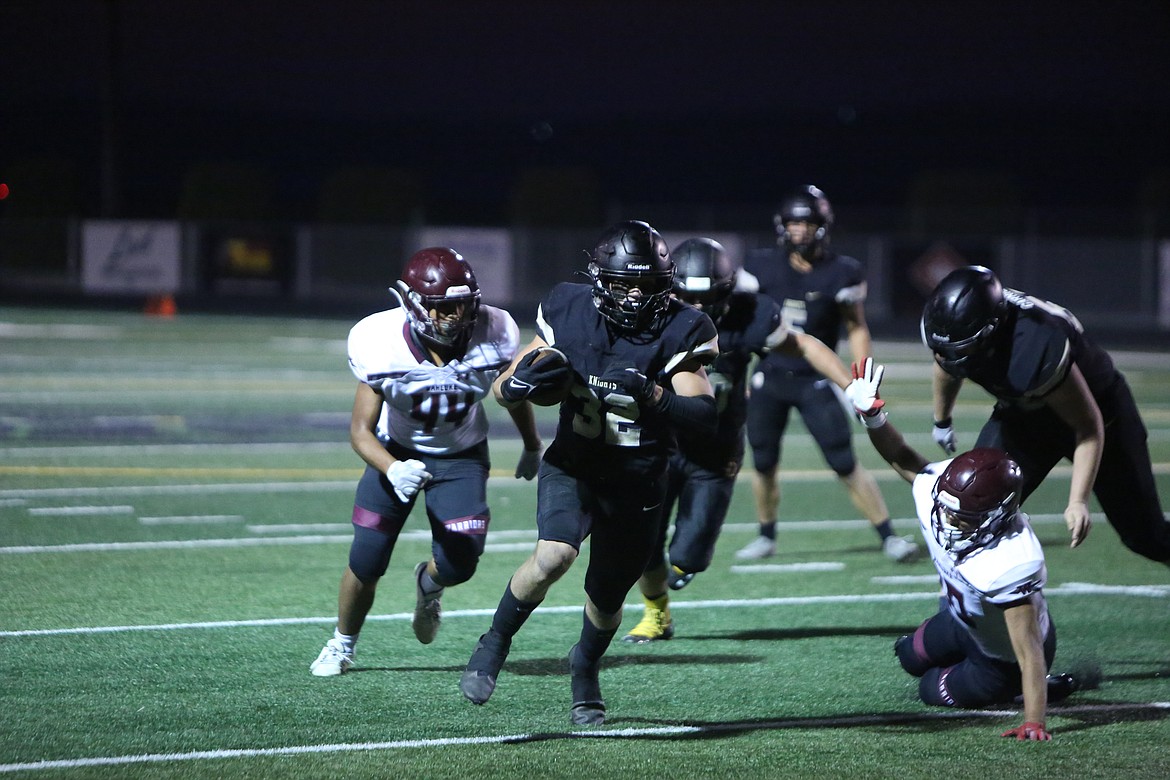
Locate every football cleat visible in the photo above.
<box><xmin>667</xmin><ymin>564</ymin><xmax>695</xmax><ymax>591</ymax></box>
<box><xmin>734</xmin><ymin>535</ymin><xmax>776</xmax><ymax>560</ymax></box>
<box><xmin>460</xmin><ymin>631</ymin><xmax>511</xmax><ymax>705</ymax></box>
<box><xmin>883</xmin><ymin>535</ymin><xmax>922</xmax><ymax>563</ymax></box>
<box><xmin>568</xmin><ymin>643</ymin><xmax>606</xmax><ymax>726</ymax></box>
<box><xmin>412</xmin><ymin>561</ymin><xmax>444</xmax><ymax>645</ymax></box>
<box><xmin>309</xmin><ymin>637</ymin><xmax>354</xmax><ymax>677</ymax></box>
<box><xmin>622</xmin><ymin>596</ymin><xmax>674</xmax><ymax>643</ymax></box>
<box><xmin>1047</xmin><ymin>664</ymin><xmax>1101</xmax><ymax>703</ymax></box>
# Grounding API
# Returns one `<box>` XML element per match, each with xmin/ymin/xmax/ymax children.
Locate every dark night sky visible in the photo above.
<box><xmin>2</xmin><ymin>0</ymin><xmax>1168</xmax><ymax>223</ymax></box>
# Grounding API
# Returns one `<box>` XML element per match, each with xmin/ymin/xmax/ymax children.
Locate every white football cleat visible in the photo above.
<box><xmin>883</xmin><ymin>535</ymin><xmax>921</xmax><ymax>563</ymax></box>
<box><xmin>734</xmin><ymin>535</ymin><xmax>776</xmax><ymax>560</ymax></box>
<box><xmin>310</xmin><ymin>637</ymin><xmax>354</xmax><ymax>677</ymax></box>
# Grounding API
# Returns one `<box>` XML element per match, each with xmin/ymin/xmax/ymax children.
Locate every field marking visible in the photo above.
<box><xmin>0</xmin><ymin>442</ymin><xmax>350</xmax><ymax>457</ymax></box>
<box><xmin>1</xmin><ymin>701</ymin><xmax>1167</xmax><ymax>774</ymax></box>
<box><xmin>139</xmin><ymin>515</ymin><xmax>245</xmax><ymax>526</ymax></box>
<box><xmin>0</xmin><ymin>466</ymin><xmax>360</xmax><ymax>478</ymax></box>
<box><xmin>2</xmin><ymin>582</ymin><xmax>1164</xmax><ymax>638</ymax></box>
<box><xmin>731</xmin><ymin>562</ymin><xmax>846</xmax><ymax>573</ymax></box>
<box><xmin>3</xmin><ymin>462</ymin><xmax>1168</xmax><ymax>498</ymax></box>
<box><xmin>0</xmin><ymin>513</ymin><xmax>1107</xmax><ymax>556</ymax></box>
<box><xmin>872</xmin><ymin>574</ymin><xmax>942</xmax><ymax>585</ymax></box>
<box><xmin>26</xmin><ymin>505</ymin><xmax>135</xmax><ymax>516</ymax></box>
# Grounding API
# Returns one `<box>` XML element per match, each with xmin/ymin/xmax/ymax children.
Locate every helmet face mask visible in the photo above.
<box><xmin>395</xmin><ymin>247</ymin><xmax>481</xmax><ymax>352</ymax></box>
<box><xmin>588</xmin><ymin>220</ymin><xmax>674</xmax><ymax>333</ymax></box>
<box><xmin>930</xmin><ymin>447</ymin><xmax>1022</xmax><ymax>558</ymax></box>
<box><xmin>774</xmin><ymin>185</ymin><xmax>833</xmax><ymax>259</ymax></box>
<box><xmin>921</xmin><ymin>265</ymin><xmax>1008</xmax><ymax>376</ymax></box>
<box><xmin>671</xmin><ymin>237</ymin><xmax>736</xmax><ymax>324</ymax></box>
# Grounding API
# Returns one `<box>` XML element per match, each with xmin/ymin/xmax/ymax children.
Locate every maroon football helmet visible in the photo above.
<box><xmin>394</xmin><ymin>247</ymin><xmax>481</xmax><ymax>352</ymax></box>
<box><xmin>931</xmin><ymin>447</ymin><xmax>1022</xmax><ymax>557</ymax></box>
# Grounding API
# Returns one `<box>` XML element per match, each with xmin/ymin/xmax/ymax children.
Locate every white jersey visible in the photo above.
<box><xmin>911</xmin><ymin>460</ymin><xmax>1050</xmax><ymax>662</ymax></box>
<box><xmin>347</xmin><ymin>305</ymin><xmax>520</xmax><ymax>455</ymax></box>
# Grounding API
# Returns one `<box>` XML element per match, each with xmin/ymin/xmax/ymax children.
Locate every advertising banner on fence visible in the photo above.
<box><xmin>82</xmin><ymin>220</ymin><xmax>181</xmax><ymax>294</ymax></box>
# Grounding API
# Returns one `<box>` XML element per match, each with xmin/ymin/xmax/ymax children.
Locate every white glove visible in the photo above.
<box><xmin>932</xmin><ymin>420</ymin><xmax>957</xmax><ymax>454</ymax></box>
<box><xmin>386</xmin><ymin>458</ymin><xmax>431</xmax><ymax>502</ymax></box>
<box><xmin>845</xmin><ymin>358</ymin><xmax>887</xmax><ymax>428</ymax></box>
<box><xmin>514</xmin><ymin>447</ymin><xmax>542</xmax><ymax>480</ymax></box>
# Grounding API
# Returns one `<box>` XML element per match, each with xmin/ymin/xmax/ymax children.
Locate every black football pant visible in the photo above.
<box><xmin>978</xmin><ymin>374</ymin><xmax>1170</xmax><ymax>565</ymax></box>
<box><xmin>643</xmin><ymin>450</ymin><xmax>738</xmax><ymax>575</ymax></box>
<box><xmin>896</xmin><ymin>609</ymin><xmax>1056</xmax><ymax>708</ymax></box>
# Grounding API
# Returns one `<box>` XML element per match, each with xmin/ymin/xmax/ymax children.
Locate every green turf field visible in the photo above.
<box><xmin>2</xmin><ymin>307</ymin><xmax>1168</xmax><ymax>779</ymax></box>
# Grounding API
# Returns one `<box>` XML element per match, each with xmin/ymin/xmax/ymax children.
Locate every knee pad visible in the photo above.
<box><xmin>823</xmin><ymin>440</ymin><xmax>857</xmax><ymax>476</ymax></box>
<box><xmin>432</xmin><ymin>537</ymin><xmax>480</xmax><ymax>586</ymax></box>
<box><xmin>348</xmin><ymin>525</ymin><xmax>393</xmax><ymax>583</ymax></box>
<box><xmin>895</xmin><ymin>633</ymin><xmax>930</xmax><ymax>678</ymax></box>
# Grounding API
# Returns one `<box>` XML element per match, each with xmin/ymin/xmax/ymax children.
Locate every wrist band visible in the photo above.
<box><xmin>933</xmin><ymin>417</ymin><xmax>952</xmax><ymax>428</ymax></box>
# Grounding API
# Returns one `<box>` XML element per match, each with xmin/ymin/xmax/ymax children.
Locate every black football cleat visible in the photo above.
<box><xmin>460</xmin><ymin>631</ymin><xmax>511</xmax><ymax>705</ymax></box>
<box><xmin>568</xmin><ymin>643</ymin><xmax>606</xmax><ymax>726</ymax></box>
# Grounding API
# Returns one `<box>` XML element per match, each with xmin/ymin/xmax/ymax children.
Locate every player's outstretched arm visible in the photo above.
<box><xmin>790</xmin><ymin>331</ymin><xmax>852</xmax><ymax>389</ymax></box>
<box><xmin>846</xmin><ymin>359</ymin><xmax>928</xmax><ymax>484</ymax></box>
<box><xmin>1045</xmin><ymin>363</ymin><xmax>1102</xmax><ymax>548</ymax></box>
<box><xmin>931</xmin><ymin>362</ymin><xmax>962</xmax><ymax>454</ymax></box>
<box><xmin>1001</xmin><ymin>600</ymin><xmax>1051</xmax><ymax>741</ymax></box>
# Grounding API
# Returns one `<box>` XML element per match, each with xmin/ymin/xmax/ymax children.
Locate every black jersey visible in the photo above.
<box><xmin>535</xmin><ymin>282</ymin><xmax>719</xmax><ymax>481</ymax></box>
<box><xmin>946</xmin><ymin>289</ymin><xmax>1118</xmax><ymax>411</ymax></box>
<box><xmin>744</xmin><ymin>247</ymin><xmax>865</xmax><ymax>376</ymax></box>
<box><xmin>677</xmin><ymin>292</ymin><xmax>783</xmax><ymax>470</ymax></box>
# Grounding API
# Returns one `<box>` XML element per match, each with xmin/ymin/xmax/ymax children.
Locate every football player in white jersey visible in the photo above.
<box><xmin>846</xmin><ymin>358</ymin><xmax>1082</xmax><ymax>741</ymax></box>
<box><xmin>311</xmin><ymin>248</ymin><xmax>543</xmax><ymax>677</ymax></box>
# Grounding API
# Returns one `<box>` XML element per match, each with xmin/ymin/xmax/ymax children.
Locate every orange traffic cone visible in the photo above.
<box><xmin>145</xmin><ymin>294</ymin><xmax>177</xmax><ymax>318</ymax></box>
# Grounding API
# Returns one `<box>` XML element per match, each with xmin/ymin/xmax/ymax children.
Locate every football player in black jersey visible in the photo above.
<box><xmin>739</xmin><ymin>186</ymin><xmax>918</xmax><ymax>563</ymax></box>
<box><xmin>923</xmin><ymin>265</ymin><xmax>1170</xmax><ymax>565</ymax></box>
<box><xmin>459</xmin><ymin>221</ymin><xmax>719</xmax><ymax>725</ymax></box>
<box><xmin>623</xmin><ymin>238</ymin><xmax>860</xmax><ymax>643</ymax></box>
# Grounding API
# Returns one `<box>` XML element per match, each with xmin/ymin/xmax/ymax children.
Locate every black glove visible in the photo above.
<box><xmin>599</xmin><ymin>363</ymin><xmax>656</xmax><ymax>406</ymax></box>
<box><xmin>500</xmin><ymin>347</ymin><xmax>573</xmax><ymax>403</ymax></box>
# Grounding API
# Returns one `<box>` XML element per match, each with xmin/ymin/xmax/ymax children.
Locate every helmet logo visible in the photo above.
<box><xmin>936</xmin><ymin>490</ymin><xmax>962</xmax><ymax>511</ymax></box>
<box><xmin>626</xmin><ymin>263</ymin><xmax>652</xmax><ymax>271</ymax></box>
<box><xmin>445</xmin><ymin>285</ymin><xmax>473</xmax><ymax>297</ymax></box>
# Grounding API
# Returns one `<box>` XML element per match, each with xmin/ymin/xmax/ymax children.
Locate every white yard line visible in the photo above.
<box><xmin>1</xmin><ymin>700</ymin><xmax>1167</xmax><ymax>774</ymax></box>
<box><xmin>2</xmin><ymin>583</ymin><xmax>1164</xmax><ymax>639</ymax></box>
<box><xmin>139</xmin><ymin>515</ymin><xmax>245</xmax><ymax>526</ymax></box>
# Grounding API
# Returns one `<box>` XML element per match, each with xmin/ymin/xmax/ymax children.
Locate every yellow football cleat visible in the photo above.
<box><xmin>621</xmin><ymin>595</ymin><xmax>674</xmax><ymax>643</ymax></box>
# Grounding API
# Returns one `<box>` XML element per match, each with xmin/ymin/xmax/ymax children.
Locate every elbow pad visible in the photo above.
<box><xmin>654</xmin><ymin>391</ymin><xmax>717</xmax><ymax>437</ymax></box>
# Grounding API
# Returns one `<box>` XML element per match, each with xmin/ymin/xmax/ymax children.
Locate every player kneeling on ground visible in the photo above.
<box><xmin>845</xmin><ymin>358</ymin><xmax>1092</xmax><ymax>740</ymax></box>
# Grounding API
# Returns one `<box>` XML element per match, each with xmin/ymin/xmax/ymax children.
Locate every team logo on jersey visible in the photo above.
<box><xmin>1012</xmin><ymin>579</ymin><xmax>1041</xmax><ymax>596</ymax></box>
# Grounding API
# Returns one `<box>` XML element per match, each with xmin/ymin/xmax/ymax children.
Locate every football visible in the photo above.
<box><xmin>525</xmin><ymin>346</ymin><xmax>575</xmax><ymax>406</ymax></box>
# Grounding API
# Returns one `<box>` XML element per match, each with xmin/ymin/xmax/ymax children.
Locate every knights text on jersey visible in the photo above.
<box><xmin>743</xmin><ymin>248</ymin><xmax>865</xmax><ymax>375</ymax></box>
<box><xmin>534</xmin><ymin>282</ymin><xmax>718</xmax><ymax>480</ymax></box>
<box><xmin>955</xmin><ymin>289</ymin><xmax>1118</xmax><ymax>410</ymax></box>
<box><xmin>911</xmin><ymin>462</ymin><xmax>1050</xmax><ymax>661</ymax></box>
<box><xmin>678</xmin><ymin>291</ymin><xmax>783</xmax><ymax>467</ymax></box>
<box><xmin>347</xmin><ymin>305</ymin><xmax>519</xmax><ymax>455</ymax></box>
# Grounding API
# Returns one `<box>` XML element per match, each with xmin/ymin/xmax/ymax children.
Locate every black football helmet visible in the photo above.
<box><xmin>931</xmin><ymin>447</ymin><xmax>1022</xmax><ymax>558</ymax></box>
<box><xmin>773</xmin><ymin>185</ymin><xmax>834</xmax><ymax>259</ymax></box>
<box><xmin>671</xmin><ymin>237</ymin><xmax>737</xmax><ymax>324</ymax></box>
<box><xmin>394</xmin><ymin>247</ymin><xmax>481</xmax><ymax>352</ymax></box>
<box><xmin>920</xmin><ymin>265</ymin><xmax>1008</xmax><ymax>376</ymax></box>
<box><xmin>587</xmin><ymin>220</ymin><xmax>674</xmax><ymax>332</ymax></box>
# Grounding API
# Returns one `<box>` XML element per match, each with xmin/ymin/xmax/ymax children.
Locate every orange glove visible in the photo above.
<box><xmin>1001</xmin><ymin>721</ymin><xmax>1051</xmax><ymax>741</ymax></box>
